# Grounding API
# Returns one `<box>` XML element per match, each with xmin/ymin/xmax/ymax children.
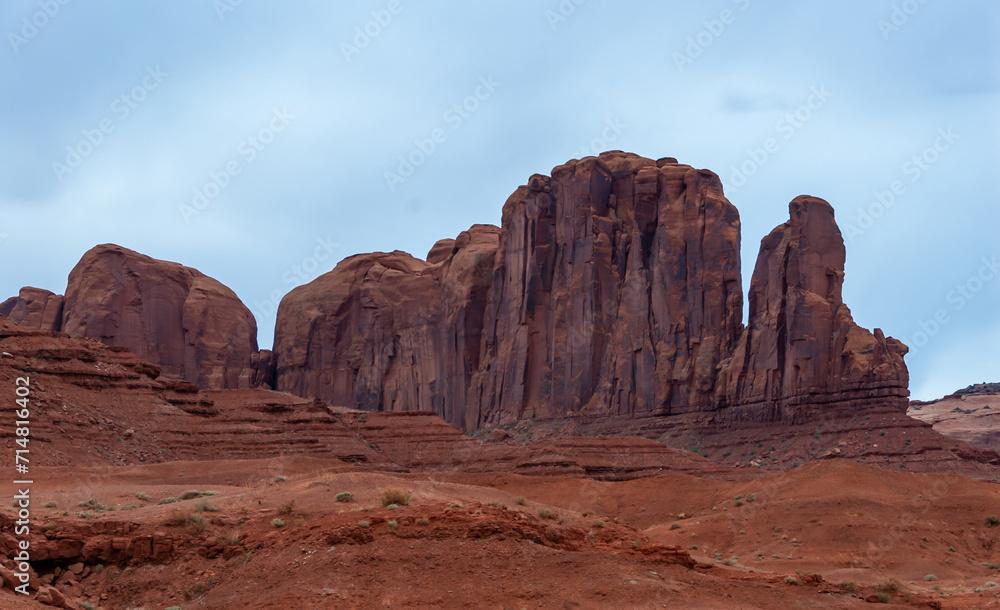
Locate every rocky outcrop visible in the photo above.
<box><xmin>274</xmin><ymin>225</ymin><xmax>499</xmax><ymax>429</ymax></box>
<box><xmin>471</xmin><ymin>153</ymin><xmax>743</xmax><ymax>426</ymax></box>
<box><xmin>0</xmin><ymin>287</ymin><xmax>64</xmax><ymax>331</ymax></box>
<box><xmin>273</xmin><ymin>152</ymin><xmax>909</xmax><ymax>432</ymax></box>
<box><xmin>715</xmin><ymin>196</ymin><xmax>909</xmax><ymax>422</ymax></box>
<box><xmin>61</xmin><ymin>244</ymin><xmax>258</xmax><ymax>390</ymax></box>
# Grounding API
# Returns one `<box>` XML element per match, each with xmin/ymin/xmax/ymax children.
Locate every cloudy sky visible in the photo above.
<box><xmin>1</xmin><ymin>1</ymin><xmax>997</xmax><ymax>400</ymax></box>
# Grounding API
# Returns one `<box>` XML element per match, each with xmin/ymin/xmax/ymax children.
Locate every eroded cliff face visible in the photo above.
<box><xmin>274</xmin><ymin>225</ymin><xmax>499</xmax><ymax>429</ymax></box>
<box><xmin>273</xmin><ymin>152</ymin><xmax>909</xmax><ymax>430</ymax></box>
<box><xmin>471</xmin><ymin>153</ymin><xmax>744</xmax><ymax>426</ymax></box>
<box><xmin>714</xmin><ymin>196</ymin><xmax>909</xmax><ymax>422</ymax></box>
<box><xmin>0</xmin><ymin>287</ymin><xmax>64</xmax><ymax>331</ymax></box>
<box><xmin>60</xmin><ymin>244</ymin><xmax>258</xmax><ymax>390</ymax></box>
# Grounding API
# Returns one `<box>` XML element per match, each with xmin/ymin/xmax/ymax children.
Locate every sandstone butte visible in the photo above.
<box><xmin>6</xmin><ymin>151</ymin><xmax>910</xmax><ymax>435</ymax></box>
<box><xmin>3</xmin><ymin>244</ymin><xmax>258</xmax><ymax>390</ymax></box>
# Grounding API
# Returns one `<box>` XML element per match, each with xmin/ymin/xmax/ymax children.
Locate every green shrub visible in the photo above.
<box><xmin>274</xmin><ymin>475</ymin><xmax>287</xmax><ymax>483</ymax></box>
<box><xmin>80</xmin><ymin>603</ymin><xmax>95</xmax><ymax>610</ymax></box>
<box><xmin>515</xmin><ymin>497</ymin><xmax>526</xmax><ymax>506</ymax></box>
<box><xmin>387</xmin><ymin>504</ymin><xmax>398</xmax><ymax>510</ymax></box>
<box><xmin>358</xmin><ymin>520</ymin><xmax>370</xmax><ymax>528</ymax></box>
<box><xmin>839</xmin><ymin>581</ymin><xmax>859</xmax><ymax>593</ymax></box>
<box><xmin>271</xmin><ymin>518</ymin><xmax>285</xmax><ymax>528</ymax></box>
<box><xmin>159</xmin><ymin>497</ymin><xmax>179</xmax><ymax>505</ymax></box>
<box><xmin>387</xmin><ymin>520</ymin><xmax>398</xmax><ymax>530</ymax></box>
<box><xmin>537</xmin><ymin>509</ymin><xmax>553</xmax><ymax>519</ymax></box>
<box><xmin>336</xmin><ymin>492</ymin><xmax>352</xmax><ymax>503</ymax></box>
<box><xmin>669</xmin><ymin>522</ymin><xmax>681</xmax><ymax>530</ymax></box>
<box><xmin>785</xmin><ymin>576</ymin><xmax>798</xmax><ymax>585</ymax></box>
<box><xmin>43</xmin><ymin>501</ymin><xmax>57</xmax><ymax>508</ymax></box>
<box><xmin>416</xmin><ymin>518</ymin><xmax>429</xmax><ymax>526</ymax></box>
<box><xmin>924</xmin><ymin>574</ymin><xmax>937</xmax><ymax>581</ymax></box>
<box><xmin>135</xmin><ymin>492</ymin><xmax>152</xmax><ymax>502</ymax></box>
<box><xmin>591</xmin><ymin>520</ymin><xmax>604</xmax><ymax>528</ymax></box>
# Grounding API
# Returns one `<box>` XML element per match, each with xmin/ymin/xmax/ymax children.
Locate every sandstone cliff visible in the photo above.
<box><xmin>61</xmin><ymin>244</ymin><xmax>258</xmax><ymax>390</ymax></box>
<box><xmin>273</xmin><ymin>152</ymin><xmax>909</xmax><ymax>430</ymax></box>
<box><xmin>714</xmin><ymin>196</ymin><xmax>909</xmax><ymax>423</ymax></box>
<box><xmin>274</xmin><ymin>225</ymin><xmax>499</xmax><ymax>429</ymax></box>
<box><xmin>471</xmin><ymin>153</ymin><xmax>743</xmax><ymax>426</ymax></box>
<box><xmin>0</xmin><ymin>286</ymin><xmax>64</xmax><ymax>331</ymax></box>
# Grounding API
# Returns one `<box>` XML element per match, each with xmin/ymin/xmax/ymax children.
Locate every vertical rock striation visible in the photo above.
<box><xmin>715</xmin><ymin>196</ymin><xmax>909</xmax><ymax>422</ymax></box>
<box><xmin>274</xmin><ymin>225</ymin><xmax>500</xmax><ymax>429</ymax></box>
<box><xmin>470</xmin><ymin>152</ymin><xmax>744</xmax><ymax>426</ymax></box>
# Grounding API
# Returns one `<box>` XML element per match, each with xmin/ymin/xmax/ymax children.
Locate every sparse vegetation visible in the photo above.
<box><xmin>537</xmin><ymin>509</ymin><xmax>553</xmax><ymax>519</ymax></box>
<box><xmin>277</xmin><ymin>499</ymin><xmax>296</xmax><ymax>515</ymax></box>
<box><xmin>515</xmin><ymin>496</ymin><xmax>526</xmax><ymax>505</ymax></box>
<box><xmin>388</xmin><ymin>520</ymin><xmax>398</xmax><ymax>530</ymax></box>
<box><xmin>358</xmin><ymin>520</ymin><xmax>370</xmax><ymax>528</ymax></box>
<box><xmin>785</xmin><ymin>576</ymin><xmax>798</xmax><ymax>585</ymax></box>
<box><xmin>416</xmin><ymin>518</ymin><xmax>429</xmax><ymax>526</ymax></box>
<box><xmin>135</xmin><ymin>492</ymin><xmax>152</xmax><ymax>502</ymax></box>
<box><xmin>669</xmin><ymin>522</ymin><xmax>681</xmax><ymax>530</ymax></box>
<box><xmin>840</xmin><ymin>581</ymin><xmax>859</xmax><ymax>593</ymax></box>
<box><xmin>591</xmin><ymin>520</ymin><xmax>604</xmax><ymax>528</ymax></box>
<box><xmin>43</xmin><ymin>501</ymin><xmax>57</xmax><ymax>508</ymax></box>
<box><xmin>160</xmin><ymin>509</ymin><xmax>193</xmax><ymax>527</ymax></box>
<box><xmin>489</xmin><ymin>501</ymin><xmax>504</xmax><ymax>509</ymax></box>
<box><xmin>271</xmin><ymin>518</ymin><xmax>285</xmax><ymax>528</ymax></box>
<box><xmin>734</xmin><ymin>499</ymin><xmax>745</xmax><ymax>507</ymax></box>
<box><xmin>187</xmin><ymin>515</ymin><xmax>207</xmax><ymax>533</ymax></box>
<box><xmin>274</xmin><ymin>475</ymin><xmax>288</xmax><ymax>483</ymax></box>
<box><xmin>381</xmin><ymin>489</ymin><xmax>412</xmax><ymax>507</ymax></box>
<box><xmin>924</xmin><ymin>574</ymin><xmax>938</xmax><ymax>581</ymax></box>
<box><xmin>80</xmin><ymin>603</ymin><xmax>95</xmax><ymax>610</ymax></box>
<box><xmin>194</xmin><ymin>498</ymin><xmax>220</xmax><ymax>512</ymax></box>
<box><xmin>179</xmin><ymin>490</ymin><xmax>202</xmax><ymax>500</ymax></box>
<box><xmin>336</xmin><ymin>492</ymin><xmax>352</xmax><ymax>503</ymax></box>
<box><xmin>159</xmin><ymin>497</ymin><xmax>179</xmax><ymax>505</ymax></box>
<box><xmin>985</xmin><ymin>515</ymin><xmax>1000</xmax><ymax>527</ymax></box>
<box><xmin>387</xmin><ymin>503</ymin><xmax>398</xmax><ymax>510</ymax></box>
<box><xmin>77</xmin><ymin>498</ymin><xmax>108</xmax><ymax>512</ymax></box>
<box><xmin>982</xmin><ymin>562</ymin><xmax>999</xmax><ymax>569</ymax></box>
<box><xmin>227</xmin><ymin>533</ymin><xmax>241</xmax><ymax>545</ymax></box>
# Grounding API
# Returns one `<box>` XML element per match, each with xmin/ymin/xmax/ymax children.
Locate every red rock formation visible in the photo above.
<box><xmin>715</xmin><ymin>196</ymin><xmax>909</xmax><ymax>422</ymax></box>
<box><xmin>471</xmin><ymin>152</ymin><xmax>743</xmax><ymax>426</ymax></box>
<box><xmin>274</xmin><ymin>225</ymin><xmax>499</xmax><ymax>430</ymax></box>
<box><xmin>0</xmin><ymin>287</ymin><xmax>64</xmax><ymax>331</ymax></box>
<box><xmin>60</xmin><ymin>244</ymin><xmax>258</xmax><ymax>390</ymax></box>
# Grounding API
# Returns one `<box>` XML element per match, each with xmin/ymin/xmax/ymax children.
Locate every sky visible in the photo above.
<box><xmin>1</xmin><ymin>0</ymin><xmax>997</xmax><ymax>401</ymax></box>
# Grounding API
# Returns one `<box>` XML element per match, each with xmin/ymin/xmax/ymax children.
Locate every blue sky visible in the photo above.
<box><xmin>1</xmin><ymin>0</ymin><xmax>997</xmax><ymax>400</ymax></box>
